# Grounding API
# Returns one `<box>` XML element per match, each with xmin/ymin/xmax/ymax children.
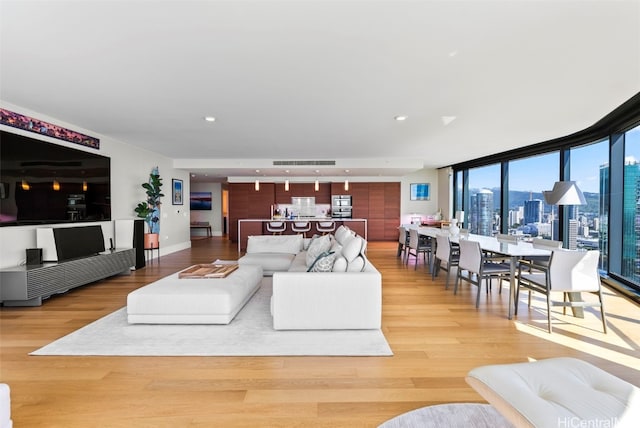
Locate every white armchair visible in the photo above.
<box><xmin>516</xmin><ymin>249</ymin><xmax>607</xmax><ymax>333</ymax></box>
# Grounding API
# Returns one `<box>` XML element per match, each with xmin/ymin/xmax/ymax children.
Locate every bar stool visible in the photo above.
<box><xmin>266</xmin><ymin>221</ymin><xmax>286</xmax><ymax>235</ymax></box>
<box><xmin>291</xmin><ymin>221</ymin><xmax>311</xmax><ymax>237</ymax></box>
<box><xmin>315</xmin><ymin>221</ymin><xmax>335</xmax><ymax>235</ymax></box>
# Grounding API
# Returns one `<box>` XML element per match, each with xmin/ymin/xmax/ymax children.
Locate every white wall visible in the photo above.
<box><xmin>0</xmin><ymin>102</ymin><xmax>191</xmax><ymax>268</ymax></box>
<box><xmin>190</xmin><ymin>182</ymin><xmax>223</xmax><ymax>236</ymax></box>
<box><xmin>400</xmin><ymin>168</ymin><xmax>440</xmax><ymax>225</ymax></box>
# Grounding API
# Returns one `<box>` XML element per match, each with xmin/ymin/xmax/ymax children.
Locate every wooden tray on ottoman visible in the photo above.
<box><xmin>178</xmin><ymin>264</ymin><xmax>239</xmax><ymax>279</ymax></box>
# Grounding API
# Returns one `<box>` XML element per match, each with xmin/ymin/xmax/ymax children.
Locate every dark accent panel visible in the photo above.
<box><xmin>25</xmin><ymin>248</ymin><xmax>43</xmax><ymax>265</ymax></box>
<box><xmin>53</xmin><ymin>225</ymin><xmax>105</xmax><ymax>261</ymax></box>
<box><xmin>133</xmin><ymin>219</ymin><xmax>145</xmax><ymax>269</ymax></box>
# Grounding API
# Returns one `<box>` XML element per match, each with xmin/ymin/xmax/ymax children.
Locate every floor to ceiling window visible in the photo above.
<box><xmin>467</xmin><ymin>164</ymin><xmax>500</xmax><ymax>236</ymax></box>
<box><xmin>568</xmin><ymin>140</ymin><xmax>609</xmax><ymax>270</ymax></box>
<box><xmin>452</xmin><ymin>93</ymin><xmax>640</xmax><ymax>295</ymax></box>
<box><xmin>507</xmin><ymin>152</ymin><xmax>559</xmax><ymax>239</ymax></box>
<box><xmin>620</xmin><ymin>124</ymin><xmax>640</xmax><ymax>285</ymax></box>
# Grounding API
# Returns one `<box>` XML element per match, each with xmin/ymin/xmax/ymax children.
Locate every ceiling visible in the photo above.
<box><xmin>1</xmin><ymin>0</ymin><xmax>639</xmax><ymax>182</ymax></box>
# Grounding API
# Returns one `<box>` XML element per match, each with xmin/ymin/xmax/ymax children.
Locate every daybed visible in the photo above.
<box><xmin>238</xmin><ymin>225</ymin><xmax>382</xmax><ymax>330</ymax></box>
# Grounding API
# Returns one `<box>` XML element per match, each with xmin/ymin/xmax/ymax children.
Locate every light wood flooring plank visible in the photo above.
<box><xmin>1</xmin><ymin>237</ymin><xmax>639</xmax><ymax>427</ymax></box>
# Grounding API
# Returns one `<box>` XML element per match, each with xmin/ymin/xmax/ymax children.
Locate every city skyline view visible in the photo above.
<box><xmin>468</xmin><ymin>124</ymin><xmax>640</xmax><ymax>193</ymax></box>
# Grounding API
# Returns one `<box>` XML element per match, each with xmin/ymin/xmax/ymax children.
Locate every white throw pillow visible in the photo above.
<box><xmin>332</xmin><ymin>256</ymin><xmax>348</xmax><ymax>272</ymax></box>
<box><xmin>342</xmin><ymin>236</ymin><xmax>364</xmax><ymax>263</ymax></box>
<box><xmin>346</xmin><ymin>255</ymin><xmax>366</xmax><ymax>272</ymax></box>
<box><xmin>334</xmin><ymin>225</ymin><xmax>352</xmax><ymax>245</ymax></box>
<box><xmin>305</xmin><ymin>234</ymin><xmax>331</xmax><ymax>266</ymax></box>
<box><xmin>330</xmin><ymin>241</ymin><xmax>343</xmax><ymax>258</ymax></box>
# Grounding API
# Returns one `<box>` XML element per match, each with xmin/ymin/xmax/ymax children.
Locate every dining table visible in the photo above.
<box><xmin>405</xmin><ymin>225</ymin><xmax>552</xmax><ymax>320</ymax></box>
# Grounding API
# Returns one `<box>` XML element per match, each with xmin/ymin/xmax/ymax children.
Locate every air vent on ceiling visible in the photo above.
<box><xmin>272</xmin><ymin>160</ymin><xmax>336</xmax><ymax>166</ymax></box>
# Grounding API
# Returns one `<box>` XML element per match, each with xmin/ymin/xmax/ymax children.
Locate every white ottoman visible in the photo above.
<box><xmin>127</xmin><ymin>264</ymin><xmax>263</xmax><ymax>324</ymax></box>
<box><xmin>466</xmin><ymin>357</ymin><xmax>640</xmax><ymax>428</ymax></box>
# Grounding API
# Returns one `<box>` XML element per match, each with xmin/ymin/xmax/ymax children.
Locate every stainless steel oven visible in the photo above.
<box><xmin>331</xmin><ymin>195</ymin><xmax>352</xmax><ymax>218</ymax></box>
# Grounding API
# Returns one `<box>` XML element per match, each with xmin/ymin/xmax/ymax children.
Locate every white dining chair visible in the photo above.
<box><xmin>454</xmin><ymin>239</ymin><xmax>511</xmax><ymax>308</ymax></box>
<box><xmin>397</xmin><ymin>226</ymin><xmax>409</xmax><ymax>259</ymax></box>
<box><xmin>432</xmin><ymin>233</ymin><xmax>459</xmax><ymax>289</ymax></box>
<box><xmin>516</xmin><ymin>249</ymin><xmax>607</xmax><ymax>333</ymax></box>
<box><xmin>405</xmin><ymin>228</ymin><xmax>432</xmax><ymax>270</ymax></box>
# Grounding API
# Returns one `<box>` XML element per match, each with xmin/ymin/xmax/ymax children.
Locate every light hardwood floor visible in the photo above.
<box><xmin>1</xmin><ymin>237</ymin><xmax>639</xmax><ymax>427</ymax></box>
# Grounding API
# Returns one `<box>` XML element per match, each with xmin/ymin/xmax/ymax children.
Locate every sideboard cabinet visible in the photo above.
<box><xmin>0</xmin><ymin>248</ymin><xmax>135</xmax><ymax>306</ymax></box>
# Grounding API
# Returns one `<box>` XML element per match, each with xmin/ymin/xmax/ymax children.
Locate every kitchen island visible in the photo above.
<box><xmin>236</xmin><ymin>218</ymin><xmax>367</xmax><ymax>252</ymax></box>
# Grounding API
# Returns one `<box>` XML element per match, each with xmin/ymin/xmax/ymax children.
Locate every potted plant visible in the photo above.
<box><xmin>134</xmin><ymin>167</ymin><xmax>164</xmax><ymax>249</ymax></box>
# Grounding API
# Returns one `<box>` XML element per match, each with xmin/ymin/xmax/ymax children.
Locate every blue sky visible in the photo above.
<box><xmin>468</xmin><ymin>124</ymin><xmax>640</xmax><ymax>193</ymax></box>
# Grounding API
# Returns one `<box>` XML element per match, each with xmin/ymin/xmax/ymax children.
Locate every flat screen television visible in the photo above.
<box><xmin>0</xmin><ymin>130</ymin><xmax>111</xmax><ymax>226</ymax></box>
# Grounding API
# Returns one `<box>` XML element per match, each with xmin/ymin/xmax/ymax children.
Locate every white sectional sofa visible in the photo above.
<box><xmin>238</xmin><ymin>226</ymin><xmax>382</xmax><ymax>330</ymax></box>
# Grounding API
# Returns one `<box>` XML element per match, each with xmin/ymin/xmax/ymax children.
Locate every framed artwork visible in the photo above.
<box><xmin>0</xmin><ymin>107</ymin><xmax>100</xmax><ymax>149</ymax></box>
<box><xmin>190</xmin><ymin>191</ymin><xmax>212</xmax><ymax>210</ymax></box>
<box><xmin>172</xmin><ymin>179</ymin><xmax>183</xmax><ymax>205</ymax></box>
<box><xmin>410</xmin><ymin>183</ymin><xmax>430</xmax><ymax>201</ymax></box>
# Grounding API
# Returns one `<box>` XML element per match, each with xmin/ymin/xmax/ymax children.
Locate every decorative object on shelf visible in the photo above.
<box><xmin>448</xmin><ymin>219</ymin><xmax>460</xmax><ymax>236</ymax></box>
<box><xmin>134</xmin><ymin>167</ymin><xmax>164</xmax><ymax>248</ymax></box>
<box><xmin>172</xmin><ymin>179</ymin><xmax>183</xmax><ymax>205</ymax></box>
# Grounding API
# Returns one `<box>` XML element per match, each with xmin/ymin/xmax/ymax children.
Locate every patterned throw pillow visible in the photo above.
<box><xmin>307</xmin><ymin>251</ymin><xmax>337</xmax><ymax>272</ymax></box>
<box><xmin>305</xmin><ymin>234</ymin><xmax>331</xmax><ymax>267</ymax></box>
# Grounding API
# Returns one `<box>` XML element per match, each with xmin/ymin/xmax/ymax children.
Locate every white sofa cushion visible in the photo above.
<box><xmin>246</xmin><ymin>234</ymin><xmax>303</xmax><ymax>254</ymax></box>
<box><xmin>238</xmin><ymin>253</ymin><xmax>295</xmax><ymax>275</ymax></box>
<box><xmin>287</xmin><ymin>252</ymin><xmax>308</xmax><ymax>272</ymax></box>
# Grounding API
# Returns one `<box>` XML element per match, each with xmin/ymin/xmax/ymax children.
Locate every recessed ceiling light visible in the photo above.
<box><xmin>203</xmin><ymin>116</ymin><xmax>216</xmax><ymax>122</ymax></box>
<box><xmin>449</xmin><ymin>51</ymin><xmax>458</xmax><ymax>57</ymax></box>
<box><xmin>394</xmin><ymin>115</ymin><xmax>407</xmax><ymax>121</ymax></box>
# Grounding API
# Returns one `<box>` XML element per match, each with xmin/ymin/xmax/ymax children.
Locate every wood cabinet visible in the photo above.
<box><xmin>228</xmin><ymin>181</ymin><xmax>400</xmax><ymax>242</ymax></box>
<box><xmin>229</xmin><ymin>182</ymin><xmax>275</xmax><ymax>241</ymax></box>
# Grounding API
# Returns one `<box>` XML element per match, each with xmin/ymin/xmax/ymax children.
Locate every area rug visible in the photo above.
<box><xmin>378</xmin><ymin>403</ymin><xmax>514</xmax><ymax>428</ymax></box>
<box><xmin>31</xmin><ymin>279</ymin><xmax>393</xmax><ymax>357</ymax></box>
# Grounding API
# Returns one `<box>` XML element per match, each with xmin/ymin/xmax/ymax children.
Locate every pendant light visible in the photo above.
<box><xmin>284</xmin><ymin>179</ymin><xmax>289</xmax><ymax>191</ymax></box>
<box><xmin>53</xmin><ymin>179</ymin><xmax>60</xmax><ymax>191</ymax></box>
<box><xmin>254</xmin><ymin>179</ymin><xmax>260</xmax><ymax>191</ymax></box>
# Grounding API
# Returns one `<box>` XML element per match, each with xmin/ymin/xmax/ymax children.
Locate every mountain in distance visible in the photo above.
<box><xmin>469</xmin><ymin>188</ymin><xmax>600</xmax><ymax>214</ymax></box>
